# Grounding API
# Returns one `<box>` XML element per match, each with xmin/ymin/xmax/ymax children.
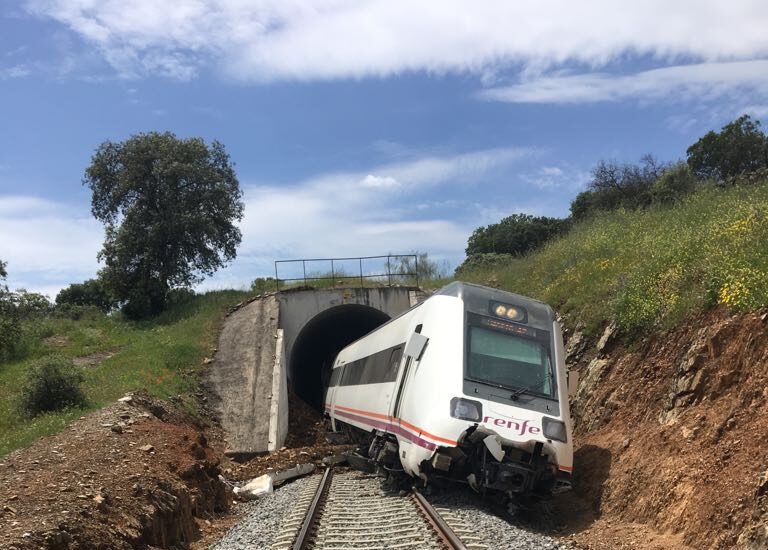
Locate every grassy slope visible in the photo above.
<box><xmin>457</xmin><ymin>181</ymin><xmax>768</xmax><ymax>336</ymax></box>
<box><xmin>0</xmin><ymin>290</ymin><xmax>249</xmax><ymax>457</ymax></box>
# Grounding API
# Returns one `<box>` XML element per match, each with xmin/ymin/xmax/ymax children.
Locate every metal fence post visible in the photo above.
<box><xmin>274</xmin><ymin>262</ymin><xmax>280</xmax><ymax>292</ymax></box>
<box><xmin>414</xmin><ymin>254</ymin><xmax>419</xmax><ymax>288</ymax></box>
<box><xmin>331</xmin><ymin>259</ymin><xmax>335</xmax><ymax>288</ymax></box>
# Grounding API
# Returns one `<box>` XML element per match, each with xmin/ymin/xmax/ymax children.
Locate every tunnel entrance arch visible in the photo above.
<box><xmin>289</xmin><ymin>304</ymin><xmax>390</xmax><ymax>409</ymax></box>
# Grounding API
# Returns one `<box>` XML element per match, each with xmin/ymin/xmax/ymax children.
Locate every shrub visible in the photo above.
<box><xmin>0</xmin><ymin>309</ymin><xmax>21</xmax><ymax>362</ymax></box>
<box><xmin>0</xmin><ymin>261</ymin><xmax>21</xmax><ymax>362</ymax></box>
<box><xmin>20</xmin><ymin>355</ymin><xmax>87</xmax><ymax>417</ymax></box>
<box><xmin>466</xmin><ymin>214</ymin><xmax>570</xmax><ymax>256</ymax></box>
<box><xmin>651</xmin><ymin>163</ymin><xmax>699</xmax><ymax>204</ymax></box>
<box><xmin>13</xmin><ymin>290</ymin><xmax>53</xmax><ymax>318</ymax></box>
<box><xmin>55</xmin><ymin>278</ymin><xmax>115</xmax><ymax>313</ymax></box>
<box><xmin>53</xmin><ymin>304</ymin><xmax>104</xmax><ymax>321</ymax></box>
<box><xmin>251</xmin><ymin>277</ymin><xmax>278</xmax><ymax>293</ymax></box>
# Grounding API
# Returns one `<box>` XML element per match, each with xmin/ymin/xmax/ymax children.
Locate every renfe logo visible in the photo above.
<box><xmin>483</xmin><ymin>415</ymin><xmax>541</xmax><ymax>436</ymax></box>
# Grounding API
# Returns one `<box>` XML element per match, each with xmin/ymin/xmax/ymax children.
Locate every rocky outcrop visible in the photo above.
<box><xmin>565</xmin><ymin>309</ymin><xmax>768</xmax><ymax>549</ymax></box>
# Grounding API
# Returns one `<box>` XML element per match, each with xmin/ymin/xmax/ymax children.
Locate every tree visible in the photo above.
<box><xmin>570</xmin><ymin>155</ymin><xmax>671</xmax><ymax>220</ymax></box>
<box><xmin>0</xmin><ymin>260</ymin><xmax>21</xmax><ymax>362</ymax></box>
<box><xmin>56</xmin><ymin>278</ymin><xmax>115</xmax><ymax>313</ymax></box>
<box><xmin>391</xmin><ymin>252</ymin><xmax>449</xmax><ymax>283</ymax></box>
<box><xmin>84</xmin><ymin>132</ymin><xmax>244</xmax><ymax>319</ymax></box>
<box><xmin>687</xmin><ymin>115</ymin><xmax>768</xmax><ymax>181</ymax></box>
<box><xmin>466</xmin><ymin>213</ymin><xmax>570</xmax><ymax>256</ymax></box>
<box><xmin>13</xmin><ymin>289</ymin><xmax>53</xmax><ymax>318</ymax></box>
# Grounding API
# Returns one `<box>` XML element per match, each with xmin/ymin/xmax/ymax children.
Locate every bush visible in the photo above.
<box><xmin>56</xmin><ymin>278</ymin><xmax>115</xmax><ymax>313</ymax></box>
<box><xmin>466</xmin><ymin>214</ymin><xmax>570</xmax><ymax>256</ymax></box>
<box><xmin>0</xmin><ymin>261</ymin><xmax>21</xmax><ymax>362</ymax></box>
<box><xmin>251</xmin><ymin>277</ymin><xmax>278</xmax><ymax>293</ymax></box>
<box><xmin>651</xmin><ymin>163</ymin><xmax>699</xmax><ymax>204</ymax></box>
<box><xmin>0</xmin><ymin>309</ymin><xmax>21</xmax><ymax>362</ymax></box>
<box><xmin>53</xmin><ymin>304</ymin><xmax>104</xmax><ymax>321</ymax></box>
<box><xmin>20</xmin><ymin>355</ymin><xmax>87</xmax><ymax>417</ymax></box>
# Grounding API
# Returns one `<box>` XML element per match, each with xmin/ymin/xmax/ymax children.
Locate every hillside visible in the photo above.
<box><xmin>459</xmin><ymin>180</ymin><xmax>768</xmax><ymax>549</ymax></box>
<box><xmin>458</xmin><ymin>180</ymin><xmax>768</xmax><ymax>337</ymax></box>
<box><xmin>0</xmin><ymin>290</ymin><xmax>249</xmax><ymax>457</ymax></box>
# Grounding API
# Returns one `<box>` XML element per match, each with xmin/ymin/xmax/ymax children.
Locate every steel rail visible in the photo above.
<box><xmin>292</xmin><ymin>467</ymin><xmax>334</xmax><ymax>550</ymax></box>
<box><xmin>411</xmin><ymin>489</ymin><xmax>470</xmax><ymax>550</ymax></box>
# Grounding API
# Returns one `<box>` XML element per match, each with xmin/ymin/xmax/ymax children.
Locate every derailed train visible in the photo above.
<box><xmin>324</xmin><ymin>282</ymin><xmax>576</xmax><ymax>508</ymax></box>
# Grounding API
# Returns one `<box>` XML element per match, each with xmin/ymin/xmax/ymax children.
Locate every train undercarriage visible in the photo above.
<box><xmin>335</xmin><ymin>421</ymin><xmax>571</xmax><ymax>515</ymax></box>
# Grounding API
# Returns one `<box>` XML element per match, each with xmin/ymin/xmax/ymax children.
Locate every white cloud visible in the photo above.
<box><xmin>24</xmin><ymin>1</ymin><xmax>768</xmax><ymax>81</ymax></box>
<box><xmin>665</xmin><ymin>114</ymin><xmax>700</xmax><ymax>134</ymax></box>
<box><xmin>2</xmin><ymin>146</ymin><xmax>533</xmax><ymax>293</ymax></box>
<box><xmin>0</xmin><ymin>64</ymin><xmax>31</xmax><ymax>79</ymax></box>
<box><xmin>520</xmin><ymin>165</ymin><xmax>590</xmax><ymax>192</ymax></box>
<box><xmin>360</xmin><ymin>174</ymin><xmax>399</xmax><ymax>188</ymax></box>
<box><xmin>0</xmin><ymin>196</ymin><xmax>103</xmax><ymax>296</ymax></box>
<box><xmin>237</xmin><ymin>146</ymin><xmax>531</xmax><ymax>254</ymax></box>
<box><xmin>480</xmin><ymin>60</ymin><xmax>768</xmax><ymax>104</ymax></box>
<box><xmin>741</xmin><ymin>105</ymin><xmax>768</xmax><ymax>119</ymax></box>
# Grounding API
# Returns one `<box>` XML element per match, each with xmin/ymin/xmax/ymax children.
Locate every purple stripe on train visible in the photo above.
<box><xmin>333</xmin><ymin>409</ymin><xmax>437</xmax><ymax>451</ymax></box>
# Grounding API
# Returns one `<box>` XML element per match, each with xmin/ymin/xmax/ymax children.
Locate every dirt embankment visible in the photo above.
<box><xmin>563</xmin><ymin>309</ymin><xmax>768</xmax><ymax>549</ymax></box>
<box><xmin>0</xmin><ymin>393</ymin><xmax>229</xmax><ymax>550</ymax></box>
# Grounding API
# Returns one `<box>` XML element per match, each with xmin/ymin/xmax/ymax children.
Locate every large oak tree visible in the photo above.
<box><xmin>84</xmin><ymin>132</ymin><xmax>244</xmax><ymax>318</ymax></box>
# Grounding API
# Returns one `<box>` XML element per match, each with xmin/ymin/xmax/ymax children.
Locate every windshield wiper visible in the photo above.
<box><xmin>509</xmin><ymin>379</ymin><xmax>544</xmax><ymax>400</ymax></box>
<box><xmin>509</xmin><ymin>365</ymin><xmax>556</xmax><ymax>400</ymax></box>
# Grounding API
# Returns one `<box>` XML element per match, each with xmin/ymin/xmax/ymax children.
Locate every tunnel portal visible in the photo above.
<box><xmin>289</xmin><ymin>304</ymin><xmax>390</xmax><ymax>409</ymax></box>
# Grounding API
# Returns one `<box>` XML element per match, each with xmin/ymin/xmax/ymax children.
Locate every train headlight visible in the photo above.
<box><xmin>489</xmin><ymin>301</ymin><xmax>527</xmax><ymax>323</ymax></box>
<box><xmin>542</xmin><ymin>417</ymin><xmax>567</xmax><ymax>443</ymax></box>
<box><xmin>450</xmin><ymin>397</ymin><xmax>482</xmax><ymax>422</ymax></box>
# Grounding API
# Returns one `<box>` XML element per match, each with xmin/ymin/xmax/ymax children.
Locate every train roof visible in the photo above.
<box><xmin>435</xmin><ymin>281</ymin><xmax>556</xmax><ymax>328</ymax></box>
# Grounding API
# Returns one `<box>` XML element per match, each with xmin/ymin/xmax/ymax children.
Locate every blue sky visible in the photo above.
<box><xmin>2</xmin><ymin>1</ymin><xmax>768</xmax><ymax>297</ymax></box>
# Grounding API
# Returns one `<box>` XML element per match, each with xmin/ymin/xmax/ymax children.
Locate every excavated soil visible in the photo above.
<box><xmin>0</xmin><ymin>393</ymin><xmax>229</xmax><ymax>550</ymax></box>
<box><xmin>560</xmin><ymin>309</ymin><xmax>768</xmax><ymax>549</ymax></box>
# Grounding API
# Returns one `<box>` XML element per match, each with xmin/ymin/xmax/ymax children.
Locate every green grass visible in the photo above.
<box><xmin>0</xmin><ymin>290</ymin><xmax>249</xmax><ymax>457</ymax></box>
<box><xmin>457</xmin><ymin>180</ymin><xmax>768</xmax><ymax>336</ymax></box>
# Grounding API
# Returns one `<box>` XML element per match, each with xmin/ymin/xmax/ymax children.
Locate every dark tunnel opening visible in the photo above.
<box><xmin>289</xmin><ymin>304</ymin><xmax>390</xmax><ymax>410</ymax></box>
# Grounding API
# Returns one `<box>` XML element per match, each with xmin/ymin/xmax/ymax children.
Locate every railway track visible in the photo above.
<box><xmin>270</xmin><ymin>469</ymin><xmax>488</xmax><ymax>550</ymax></box>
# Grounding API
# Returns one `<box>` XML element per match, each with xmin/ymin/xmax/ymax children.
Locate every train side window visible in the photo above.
<box><xmin>387</xmin><ymin>347</ymin><xmax>403</xmax><ymax>381</ymax></box>
<box><xmin>329</xmin><ymin>367</ymin><xmax>342</xmax><ymax>387</ymax></box>
<box><xmin>340</xmin><ymin>361</ymin><xmax>356</xmax><ymax>386</ymax></box>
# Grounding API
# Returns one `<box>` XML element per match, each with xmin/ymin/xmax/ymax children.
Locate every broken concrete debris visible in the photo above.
<box><xmin>233</xmin><ymin>463</ymin><xmax>316</xmax><ymax>500</ymax></box>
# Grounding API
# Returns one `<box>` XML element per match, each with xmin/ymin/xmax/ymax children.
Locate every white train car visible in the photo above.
<box><xmin>324</xmin><ymin>281</ymin><xmax>575</xmax><ymax>505</ymax></box>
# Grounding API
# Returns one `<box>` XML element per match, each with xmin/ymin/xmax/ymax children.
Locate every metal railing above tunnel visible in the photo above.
<box><xmin>274</xmin><ymin>254</ymin><xmax>419</xmax><ymax>291</ymax></box>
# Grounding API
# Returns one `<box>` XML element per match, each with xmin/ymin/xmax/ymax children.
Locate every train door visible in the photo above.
<box><xmin>324</xmin><ymin>364</ymin><xmax>344</xmax><ymax>431</ymax></box>
<box><xmin>389</xmin><ymin>327</ymin><xmax>429</xmax><ymax>419</ymax></box>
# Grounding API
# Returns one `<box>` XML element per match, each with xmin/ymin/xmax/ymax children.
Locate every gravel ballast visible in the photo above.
<box><xmin>427</xmin><ymin>489</ymin><xmax>579</xmax><ymax>550</ymax></box>
<box><xmin>210</xmin><ymin>472</ymin><xmax>578</xmax><ymax>550</ymax></box>
<box><xmin>211</xmin><ymin>475</ymin><xmax>314</xmax><ymax>550</ymax></box>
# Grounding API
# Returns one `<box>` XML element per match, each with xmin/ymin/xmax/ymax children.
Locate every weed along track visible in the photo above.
<box><xmin>270</xmin><ymin>469</ymin><xmax>487</xmax><ymax>550</ymax></box>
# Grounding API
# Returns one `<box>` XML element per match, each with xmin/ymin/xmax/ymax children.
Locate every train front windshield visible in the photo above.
<box><xmin>467</xmin><ymin>322</ymin><xmax>553</xmax><ymax>396</ymax></box>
